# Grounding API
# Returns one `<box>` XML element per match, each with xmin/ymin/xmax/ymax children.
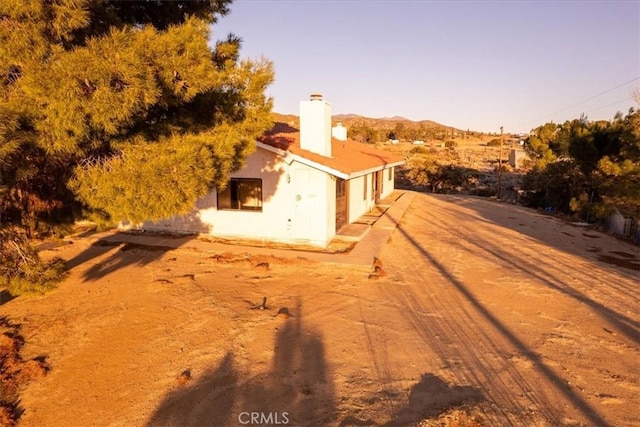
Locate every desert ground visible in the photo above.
<box><xmin>1</xmin><ymin>193</ymin><xmax>639</xmax><ymax>426</ymax></box>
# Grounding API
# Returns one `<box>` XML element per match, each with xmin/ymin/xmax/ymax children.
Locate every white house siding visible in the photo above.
<box><xmin>143</xmin><ymin>147</ymin><xmax>287</xmax><ymax>241</ymax></box>
<box><xmin>347</xmin><ymin>174</ymin><xmax>376</xmax><ymax>222</ymax></box>
<box><xmin>380</xmin><ymin>167</ymin><xmax>395</xmax><ymax>200</ymax></box>
<box><xmin>143</xmin><ymin>147</ymin><xmax>336</xmax><ymax>247</ymax></box>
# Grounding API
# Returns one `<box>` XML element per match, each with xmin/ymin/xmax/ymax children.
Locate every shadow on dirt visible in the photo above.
<box><xmin>427</xmin><ymin>196</ymin><xmax>639</xmax><ymax>345</ymax></box>
<box><xmin>63</xmin><ymin>232</ymin><xmax>196</xmax><ymax>283</ymax></box>
<box><xmin>389</xmin><ymin>373</ymin><xmax>483</xmax><ymax>425</ymax></box>
<box><xmin>146</xmin><ymin>300</ymin><xmax>336</xmax><ymax>426</ymax></box>
<box><xmin>394</xmin><ymin>222</ymin><xmax>611</xmax><ymax>427</ymax></box>
<box><xmin>453</xmin><ymin>195</ymin><xmax>639</xmax><ymax>275</ymax></box>
<box><xmin>0</xmin><ymin>316</ymin><xmax>49</xmax><ymax>426</ymax></box>
<box><xmin>0</xmin><ymin>290</ymin><xmax>16</xmax><ymax>306</ymax></box>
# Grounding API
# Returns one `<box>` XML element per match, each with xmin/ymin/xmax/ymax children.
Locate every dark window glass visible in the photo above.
<box><xmin>217</xmin><ymin>178</ymin><xmax>263</xmax><ymax>211</ymax></box>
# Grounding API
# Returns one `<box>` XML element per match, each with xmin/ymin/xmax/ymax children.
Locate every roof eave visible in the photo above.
<box><xmin>255</xmin><ymin>140</ymin><xmax>295</xmax><ymax>164</ymax></box>
<box><xmin>346</xmin><ymin>160</ymin><xmax>405</xmax><ymax>179</ymax></box>
<box><xmin>291</xmin><ymin>155</ymin><xmax>350</xmax><ymax>179</ymax></box>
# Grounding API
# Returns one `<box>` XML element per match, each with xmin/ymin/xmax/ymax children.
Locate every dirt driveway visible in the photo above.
<box><xmin>2</xmin><ymin>193</ymin><xmax>638</xmax><ymax>426</ymax></box>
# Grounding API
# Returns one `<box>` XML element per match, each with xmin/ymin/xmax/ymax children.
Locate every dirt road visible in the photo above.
<box><xmin>3</xmin><ymin>193</ymin><xmax>638</xmax><ymax>426</ymax></box>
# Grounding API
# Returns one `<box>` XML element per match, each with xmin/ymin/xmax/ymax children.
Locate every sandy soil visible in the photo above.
<box><xmin>1</xmin><ymin>193</ymin><xmax>638</xmax><ymax>426</ymax></box>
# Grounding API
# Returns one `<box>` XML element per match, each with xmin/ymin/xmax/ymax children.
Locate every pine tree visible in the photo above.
<box><xmin>523</xmin><ymin>109</ymin><xmax>639</xmax><ymax>222</ymax></box>
<box><xmin>1</xmin><ymin>0</ymin><xmax>274</xmax><ymax>227</ymax></box>
<box><xmin>0</xmin><ymin>1</ymin><xmax>273</xmax><ymax>294</ymax></box>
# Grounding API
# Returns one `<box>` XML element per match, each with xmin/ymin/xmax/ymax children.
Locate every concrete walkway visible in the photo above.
<box><xmin>76</xmin><ymin>191</ymin><xmax>417</xmax><ymax>268</ymax></box>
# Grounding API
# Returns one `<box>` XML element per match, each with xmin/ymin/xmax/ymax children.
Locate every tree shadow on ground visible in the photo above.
<box><xmin>0</xmin><ymin>316</ymin><xmax>50</xmax><ymax>425</ymax></box>
<box><xmin>145</xmin><ymin>353</ymin><xmax>238</xmax><ymax>425</ymax></box>
<box><xmin>63</xmin><ymin>234</ymin><xmax>191</xmax><ymax>282</ymax></box>
<box><xmin>146</xmin><ymin>299</ymin><xmax>335</xmax><ymax>426</ymax></box>
<box><xmin>392</xmin><ymin>222</ymin><xmax>611</xmax><ymax>426</ymax></box>
<box><xmin>428</xmin><ymin>195</ymin><xmax>639</xmax><ymax>344</ymax></box>
<box><xmin>338</xmin><ymin>374</ymin><xmax>483</xmax><ymax>427</ymax></box>
<box><xmin>0</xmin><ymin>289</ymin><xmax>16</xmax><ymax>306</ymax></box>
<box><xmin>389</xmin><ymin>373</ymin><xmax>483</xmax><ymax>426</ymax></box>
<box><xmin>452</xmin><ymin>194</ymin><xmax>639</xmax><ymax>275</ymax></box>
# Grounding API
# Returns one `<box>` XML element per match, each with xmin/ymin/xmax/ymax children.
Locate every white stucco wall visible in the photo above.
<box><xmin>348</xmin><ymin>174</ymin><xmax>375</xmax><ymax>222</ymax></box>
<box><xmin>346</xmin><ymin>167</ymin><xmax>396</xmax><ymax>222</ymax></box>
<box><xmin>143</xmin><ymin>147</ymin><xmax>336</xmax><ymax>246</ymax></box>
<box><xmin>380</xmin><ymin>167</ymin><xmax>395</xmax><ymax>200</ymax></box>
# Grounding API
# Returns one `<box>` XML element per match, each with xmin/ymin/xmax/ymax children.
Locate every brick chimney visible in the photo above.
<box><xmin>299</xmin><ymin>94</ymin><xmax>332</xmax><ymax>157</ymax></box>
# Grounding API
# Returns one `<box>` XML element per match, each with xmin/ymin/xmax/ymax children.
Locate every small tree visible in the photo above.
<box><xmin>1</xmin><ymin>0</ymin><xmax>274</xmax><ymax>228</ymax></box>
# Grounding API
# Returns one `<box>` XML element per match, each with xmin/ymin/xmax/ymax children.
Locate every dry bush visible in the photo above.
<box><xmin>0</xmin><ymin>229</ymin><xmax>66</xmax><ymax>296</ymax></box>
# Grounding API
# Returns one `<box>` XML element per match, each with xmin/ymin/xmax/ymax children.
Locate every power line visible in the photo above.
<box><xmin>584</xmin><ymin>97</ymin><xmax>633</xmax><ymax>114</ymax></box>
<box><xmin>525</xmin><ymin>76</ymin><xmax>639</xmax><ymax>126</ymax></box>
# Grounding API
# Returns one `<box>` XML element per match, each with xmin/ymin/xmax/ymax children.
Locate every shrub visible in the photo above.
<box><xmin>0</xmin><ymin>230</ymin><xmax>67</xmax><ymax>296</ymax></box>
<box><xmin>486</xmin><ymin>139</ymin><xmax>501</xmax><ymax>147</ymax></box>
<box><xmin>521</xmin><ymin>160</ymin><xmax>587</xmax><ymax>214</ymax></box>
<box><xmin>445</xmin><ymin>140</ymin><xmax>457</xmax><ymax>147</ymax></box>
<box><xmin>409</xmin><ymin>146</ymin><xmax>430</xmax><ymax>155</ymax></box>
<box><xmin>406</xmin><ymin>158</ymin><xmax>478</xmax><ymax>194</ymax></box>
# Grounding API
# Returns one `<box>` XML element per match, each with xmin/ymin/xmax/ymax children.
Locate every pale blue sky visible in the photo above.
<box><xmin>211</xmin><ymin>0</ymin><xmax>639</xmax><ymax>133</ymax></box>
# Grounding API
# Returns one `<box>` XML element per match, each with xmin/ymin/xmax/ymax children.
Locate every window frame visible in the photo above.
<box><xmin>217</xmin><ymin>178</ymin><xmax>263</xmax><ymax>212</ymax></box>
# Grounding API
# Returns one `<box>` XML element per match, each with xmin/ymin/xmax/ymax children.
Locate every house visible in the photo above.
<box><xmin>142</xmin><ymin>94</ymin><xmax>405</xmax><ymax>247</ymax></box>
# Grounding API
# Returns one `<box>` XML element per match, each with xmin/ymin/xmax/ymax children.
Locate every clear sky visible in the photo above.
<box><xmin>211</xmin><ymin>0</ymin><xmax>640</xmax><ymax>134</ymax></box>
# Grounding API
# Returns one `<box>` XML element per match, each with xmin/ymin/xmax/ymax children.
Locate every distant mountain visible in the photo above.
<box><xmin>272</xmin><ymin>113</ymin><xmax>298</xmax><ymax>124</ymax></box>
<box><xmin>274</xmin><ymin>112</ymin><xmax>458</xmax><ymax>130</ymax></box>
<box><xmin>333</xmin><ymin>113</ymin><xmax>365</xmax><ymax>120</ymax></box>
<box><xmin>272</xmin><ymin>112</ymin><xmax>469</xmax><ymax>139</ymax></box>
<box><xmin>381</xmin><ymin>115</ymin><xmax>410</xmax><ymax>121</ymax></box>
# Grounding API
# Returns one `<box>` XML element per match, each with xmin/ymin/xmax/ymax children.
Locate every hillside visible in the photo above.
<box><xmin>272</xmin><ymin>112</ymin><xmax>478</xmax><ymax>143</ymax></box>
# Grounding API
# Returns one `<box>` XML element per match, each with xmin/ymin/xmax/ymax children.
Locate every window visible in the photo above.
<box><xmin>217</xmin><ymin>178</ymin><xmax>263</xmax><ymax>211</ymax></box>
<box><xmin>363</xmin><ymin>175</ymin><xmax>367</xmax><ymax>200</ymax></box>
<box><xmin>388</xmin><ymin>167</ymin><xmax>393</xmax><ymax>181</ymax></box>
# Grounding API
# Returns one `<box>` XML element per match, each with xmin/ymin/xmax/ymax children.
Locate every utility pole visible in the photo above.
<box><xmin>497</xmin><ymin>126</ymin><xmax>504</xmax><ymax>199</ymax></box>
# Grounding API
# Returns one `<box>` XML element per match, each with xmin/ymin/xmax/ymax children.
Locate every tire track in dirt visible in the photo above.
<box><xmin>378</xmin><ymin>231</ymin><xmax>558</xmax><ymax>425</ymax></box>
<box><xmin>375</xmin><ymin>194</ymin><xmax>636</xmax><ymax>426</ymax></box>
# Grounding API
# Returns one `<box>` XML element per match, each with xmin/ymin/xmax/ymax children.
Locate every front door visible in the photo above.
<box><xmin>294</xmin><ymin>169</ymin><xmax>311</xmax><ymax>240</ymax></box>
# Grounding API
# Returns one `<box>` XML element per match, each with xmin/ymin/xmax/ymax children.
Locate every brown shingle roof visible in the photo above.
<box><xmin>258</xmin><ymin>122</ymin><xmax>404</xmax><ymax>176</ymax></box>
